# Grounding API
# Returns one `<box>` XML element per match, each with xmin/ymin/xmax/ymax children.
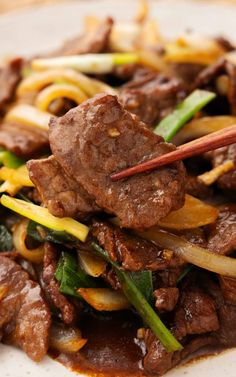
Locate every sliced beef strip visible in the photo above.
<box><xmin>144</xmin><ymin>283</ymin><xmax>219</xmax><ymax>376</ymax></box>
<box><xmin>42</xmin><ymin>243</ymin><xmax>76</xmax><ymax>324</ymax></box>
<box><xmin>49</xmin><ymin>94</ymin><xmax>186</xmax><ymax>229</ymax></box>
<box><xmin>154</xmin><ymin>287</ymin><xmax>179</xmax><ymax>313</ymax></box>
<box><xmin>52</xmin><ymin>17</ymin><xmax>113</xmax><ymax>56</ymax></box>
<box><xmin>193</xmin><ymin>57</ymin><xmax>236</xmax><ymax>115</ymax></box>
<box><xmin>0</xmin><ymin>57</ymin><xmax>23</xmax><ymax>116</ymax></box>
<box><xmin>0</xmin><ymin>122</ymin><xmax>49</xmax><ymax>158</ymax></box>
<box><xmin>186</xmin><ymin>175</ymin><xmax>213</xmax><ymax>199</ymax></box>
<box><xmin>207</xmin><ymin>204</ymin><xmax>236</xmax><ymax>255</ymax></box>
<box><xmin>173</xmin><ymin>288</ymin><xmax>219</xmax><ymax>339</ymax></box>
<box><xmin>171</xmin><ymin>63</ymin><xmax>205</xmax><ymax>86</ymax></box>
<box><xmin>209</xmin><ymin>143</ymin><xmax>236</xmax><ymax>191</ymax></box>
<box><xmin>27</xmin><ymin>156</ymin><xmax>99</xmax><ymax>220</ymax></box>
<box><xmin>0</xmin><ymin>255</ymin><xmax>51</xmax><ymax>361</ymax></box>
<box><xmin>92</xmin><ymin>220</ymin><xmax>185</xmax><ymax>271</ymax></box>
<box><xmin>120</xmin><ymin>69</ymin><xmax>185</xmax><ymax>127</ymax></box>
<box><xmin>215</xmin><ymin>36</ymin><xmax>235</xmax><ymax>52</ymax></box>
<box><xmin>143</xmin><ymin>331</ymin><xmax>216</xmax><ymax>376</ymax></box>
<box><xmin>218</xmin><ymin>276</ymin><xmax>236</xmax><ymax>305</ymax></box>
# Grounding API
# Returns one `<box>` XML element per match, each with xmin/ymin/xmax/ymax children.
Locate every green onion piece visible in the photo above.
<box><xmin>27</xmin><ymin>220</ymin><xmax>77</xmax><ymax>245</ymax></box>
<box><xmin>55</xmin><ymin>252</ymin><xmax>97</xmax><ymax>297</ymax></box>
<box><xmin>0</xmin><ymin>195</ymin><xmax>89</xmax><ymax>242</ymax></box>
<box><xmin>32</xmin><ymin>53</ymin><xmax>139</xmax><ymax>74</ymax></box>
<box><xmin>177</xmin><ymin>265</ymin><xmax>193</xmax><ymax>284</ymax></box>
<box><xmin>0</xmin><ymin>149</ymin><xmax>24</xmax><ymax>169</ymax></box>
<box><xmin>129</xmin><ymin>271</ymin><xmax>153</xmax><ymax>304</ymax></box>
<box><xmin>154</xmin><ymin>90</ymin><xmax>216</xmax><ymax>141</ymax></box>
<box><xmin>0</xmin><ymin>225</ymin><xmax>13</xmax><ymax>251</ymax></box>
<box><xmin>92</xmin><ymin>242</ymin><xmax>182</xmax><ymax>352</ymax></box>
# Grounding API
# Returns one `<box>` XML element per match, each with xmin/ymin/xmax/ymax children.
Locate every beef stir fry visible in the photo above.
<box><xmin>0</xmin><ymin>2</ymin><xmax>236</xmax><ymax>376</ymax></box>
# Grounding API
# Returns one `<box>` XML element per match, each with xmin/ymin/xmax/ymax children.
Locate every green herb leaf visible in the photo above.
<box><xmin>154</xmin><ymin>90</ymin><xmax>216</xmax><ymax>141</ymax></box>
<box><xmin>55</xmin><ymin>252</ymin><xmax>98</xmax><ymax>298</ymax></box>
<box><xmin>92</xmin><ymin>242</ymin><xmax>182</xmax><ymax>353</ymax></box>
<box><xmin>0</xmin><ymin>149</ymin><xmax>24</xmax><ymax>169</ymax></box>
<box><xmin>0</xmin><ymin>225</ymin><xmax>13</xmax><ymax>251</ymax></box>
<box><xmin>129</xmin><ymin>271</ymin><xmax>153</xmax><ymax>304</ymax></box>
<box><xmin>27</xmin><ymin>220</ymin><xmax>77</xmax><ymax>245</ymax></box>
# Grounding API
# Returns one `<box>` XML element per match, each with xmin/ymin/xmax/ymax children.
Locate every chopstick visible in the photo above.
<box><xmin>111</xmin><ymin>124</ymin><xmax>236</xmax><ymax>181</ymax></box>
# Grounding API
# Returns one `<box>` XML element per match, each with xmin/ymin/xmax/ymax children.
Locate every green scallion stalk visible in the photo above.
<box><xmin>154</xmin><ymin>90</ymin><xmax>216</xmax><ymax>142</ymax></box>
<box><xmin>92</xmin><ymin>242</ymin><xmax>182</xmax><ymax>353</ymax></box>
<box><xmin>0</xmin><ymin>149</ymin><xmax>24</xmax><ymax>169</ymax></box>
<box><xmin>32</xmin><ymin>53</ymin><xmax>139</xmax><ymax>74</ymax></box>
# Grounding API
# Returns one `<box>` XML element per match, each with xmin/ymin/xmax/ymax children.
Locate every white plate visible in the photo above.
<box><xmin>0</xmin><ymin>0</ymin><xmax>236</xmax><ymax>376</ymax></box>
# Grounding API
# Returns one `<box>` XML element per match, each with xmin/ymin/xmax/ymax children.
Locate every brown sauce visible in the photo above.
<box><xmin>51</xmin><ymin>311</ymin><xmax>146</xmax><ymax>377</ymax></box>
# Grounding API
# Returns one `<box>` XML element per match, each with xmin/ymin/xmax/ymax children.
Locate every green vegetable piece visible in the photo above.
<box><xmin>0</xmin><ymin>225</ymin><xmax>13</xmax><ymax>251</ymax></box>
<box><xmin>0</xmin><ymin>149</ymin><xmax>24</xmax><ymax>169</ymax></box>
<box><xmin>154</xmin><ymin>90</ymin><xmax>216</xmax><ymax>142</ymax></box>
<box><xmin>177</xmin><ymin>265</ymin><xmax>193</xmax><ymax>284</ymax></box>
<box><xmin>27</xmin><ymin>220</ymin><xmax>77</xmax><ymax>245</ymax></box>
<box><xmin>92</xmin><ymin>243</ymin><xmax>182</xmax><ymax>353</ymax></box>
<box><xmin>55</xmin><ymin>252</ymin><xmax>97</xmax><ymax>298</ymax></box>
<box><xmin>129</xmin><ymin>271</ymin><xmax>153</xmax><ymax>304</ymax></box>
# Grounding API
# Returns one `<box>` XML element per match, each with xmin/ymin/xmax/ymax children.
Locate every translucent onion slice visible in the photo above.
<box><xmin>50</xmin><ymin>323</ymin><xmax>87</xmax><ymax>353</ymax></box>
<box><xmin>165</xmin><ymin>34</ymin><xmax>224</xmax><ymax>65</ymax></box>
<box><xmin>35</xmin><ymin>83</ymin><xmax>88</xmax><ymax>111</ymax></box>
<box><xmin>0</xmin><ymin>180</ymin><xmax>22</xmax><ymax>196</ymax></box>
<box><xmin>0</xmin><ymin>165</ymin><xmax>34</xmax><ymax>187</ymax></box>
<box><xmin>17</xmin><ymin>68</ymin><xmax>117</xmax><ymax>97</ymax></box>
<box><xmin>5</xmin><ymin>104</ymin><xmax>51</xmax><ymax>131</ymax></box>
<box><xmin>78</xmin><ymin>288</ymin><xmax>130</xmax><ymax>311</ymax></box>
<box><xmin>32</xmin><ymin>53</ymin><xmax>139</xmax><ymax>74</ymax></box>
<box><xmin>173</xmin><ymin>116</ymin><xmax>236</xmax><ymax>145</ymax></box>
<box><xmin>139</xmin><ymin>229</ymin><xmax>236</xmax><ymax>278</ymax></box>
<box><xmin>78</xmin><ymin>250</ymin><xmax>107</xmax><ymax>277</ymax></box>
<box><xmin>1</xmin><ymin>195</ymin><xmax>89</xmax><ymax>242</ymax></box>
<box><xmin>158</xmin><ymin>194</ymin><xmax>219</xmax><ymax>229</ymax></box>
<box><xmin>13</xmin><ymin>219</ymin><xmax>44</xmax><ymax>263</ymax></box>
<box><xmin>198</xmin><ymin>160</ymin><xmax>234</xmax><ymax>186</ymax></box>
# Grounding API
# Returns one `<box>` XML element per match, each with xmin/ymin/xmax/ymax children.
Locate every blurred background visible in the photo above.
<box><xmin>0</xmin><ymin>0</ymin><xmax>236</xmax><ymax>15</ymax></box>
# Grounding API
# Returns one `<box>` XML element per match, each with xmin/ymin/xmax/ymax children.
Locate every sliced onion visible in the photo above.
<box><xmin>13</xmin><ymin>219</ymin><xmax>45</xmax><ymax>264</ymax></box>
<box><xmin>158</xmin><ymin>194</ymin><xmax>219</xmax><ymax>230</ymax></box>
<box><xmin>50</xmin><ymin>323</ymin><xmax>87</xmax><ymax>353</ymax></box>
<box><xmin>35</xmin><ymin>83</ymin><xmax>88</xmax><ymax>111</ymax></box>
<box><xmin>173</xmin><ymin>116</ymin><xmax>236</xmax><ymax>145</ymax></box>
<box><xmin>198</xmin><ymin>160</ymin><xmax>234</xmax><ymax>186</ymax></box>
<box><xmin>139</xmin><ymin>229</ymin><xmax>236</xmax><ymax>278</ymax></box>
<box><xmin>5</xmin><ymin>104</ymin><xmax>51</xmax><ymax>130</ymax></box>
<box><xmin>78</xmin><ymin>250</ymin><xmax>107</xmax><ymax>277</ymax></box>
<box><xmin>78</xmin><ymin>288</ymin><xmax>130</xmax><ymax>311</ymax></box>
<box><xmin>17</xmin><ymin>68</ymin><xmax>117</xmax><ymax>97</ymax></box>
<box><xmin>0</xmin><ymin>180</ymin><xmax>22</xmax><ymax>196</ymax></box>
<box><xmin>0</xmin><ymin>165</ymin><xmax>34</xmax><ymax>187</ymax></box>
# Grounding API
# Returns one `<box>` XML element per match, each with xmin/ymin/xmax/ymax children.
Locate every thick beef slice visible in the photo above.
<box><xmin>0</xmin><ymin>122</ymin><xmax>48</xmax><ymax>158</ymax></box>
<box><xmin>49</xmin><ymin>94</ymin><xmax>185</xmax><ymax>229</ymax></box>
<box><xmin>173</xmin><ymin>288</ymin><xmax>219</xmax><ymax>338</ymax></box>
<box><xmin>186</xmin><ymin>175</ymin><xmax>213</xmax><ymax>199</ymax></box>
<box><xmin>43</xmin><ymin>243</ymin><xmax>76</xmax><ymax>324</ymax></box>
<box><xmin>92</xmin><ymin>220</ymin><xmax>185</xmax><ymax>271</ymax></box>
<box><xmin>209</xmin><ymin>143</ymin><xmax>236</xmax><ymax>191</ymax></box>
<box><xmin>53</xmin><ymin>18</ymin><xmax>113</xmax><ymax>56</ymax></box>
<box><xmin>27</xmin><ymin>156</ymin><xmax>99</xmax><ymax>219</ymax></box>
<box><xmin>120</xmin><ymin>69</ymin><xmax>184</xmax><ymax>127</ymax></box>
<box><xmin>0</xmin><ymin>57</ymin><xmax>23</xmax><ymax>115</ymax></box>
<box><xmin>171</xmin><ymin>63</ymin><xmax>205</xmax><ymax>86</ymax></box>
<box><xmin>144</xmin><ymin>331</ymin><xmax>216</xmax><ymax>376</ymax></box>
<box><xmin>154</xmin><ymin>287</ymin><xmax>179</xmax><ymax>312</ymax></box>
<box><xmin>194</xmin><ymin>57</ymin><xmax>236</xmax><ymax>114</ymax></box>
<box><xmin>0</xmin><ymin>256</ymin><xmax>51</xmax><ymax>361</ymax></box>
<box><xmin>207</xmin><ymin>204</ymin><xmax>236</xmax><ymax>255</ymax></box>
<box><xmin>219</xmin><ymin>276</ymin><xmax>236</xmax><ymax>305</ymax></box>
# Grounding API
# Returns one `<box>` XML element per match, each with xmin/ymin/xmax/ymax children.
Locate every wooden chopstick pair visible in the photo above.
<box><xmin>111</xmin><ymin>124</ymin><xmax>236</xmax><ymax>181</ymax></box>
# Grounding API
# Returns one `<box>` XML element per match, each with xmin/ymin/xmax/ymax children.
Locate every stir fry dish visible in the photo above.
<box><xmin>1</xmin><ymin>2</ymin><xmax>236</xmax><ymax>376</ymax></box>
